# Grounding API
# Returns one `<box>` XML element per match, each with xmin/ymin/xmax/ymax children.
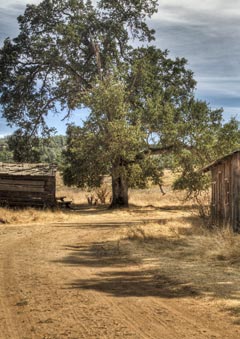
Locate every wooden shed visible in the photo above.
<box><xmin>0</xmin><ymin>162</ymin><xmax>56</xmax><ymax>208</ymax></box>
<box><xmin>203</xmin><ymin>150</ymin><xmax>240</xmax><ymax>231</ymax></box>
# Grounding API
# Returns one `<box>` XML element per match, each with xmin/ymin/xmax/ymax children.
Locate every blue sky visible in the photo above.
<box><xmin>0</xmin><ymin>0</ymin><xmax>240</xmax><ymax>136</ymax></box>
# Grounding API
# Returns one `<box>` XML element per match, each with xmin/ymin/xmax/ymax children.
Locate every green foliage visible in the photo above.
<box><xmin>0</xmin><ymin>136</ymin><xmax>13</xmax><ymax>162</ymax></box>
<box><xmin>7</xmin><ymin>130</ymin><xmax>42</xmax><ymax>162</ymax></box>
<box><xmin>2</xmin><ymin>132</ymin><xmax>66</xmax><ymax>164</ymax></box>
<box><xmin>63</xmin><ymin>76</ymin><xmax>147</xmax><ymax>188</ymax></box>
<box><xmin>173</xmin><ymin>111</ymin><xmax>240</xmax><ymax>196</ymax></box>
<box><xmin>0</xmin><ymin>0</ymin><xmax>158</xmax><ymax>136</ymax></box>
<box><xmin>173</xmin><ymin>171</ymin><xmax>211</xmax><ymax>195</ymax></box>
<box><xmin>39</xmin><ymin>135</ymin><xmax>66</xmax><ymax>164</ymax></box>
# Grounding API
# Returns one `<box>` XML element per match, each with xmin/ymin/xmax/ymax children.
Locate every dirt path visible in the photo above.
<box><xmin>0</xmin><ymin>209</ymin><xmax>240</xmax><ymax>339</ymax></box>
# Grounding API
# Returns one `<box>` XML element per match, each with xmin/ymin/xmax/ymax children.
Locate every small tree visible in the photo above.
<box><xmin>8</xmin><ymin>130</ymin><xmax>42</xmax><ymax>163</ymax></box>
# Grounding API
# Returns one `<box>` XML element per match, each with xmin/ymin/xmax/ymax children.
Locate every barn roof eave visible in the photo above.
<box><xmin>0</xmin><ymin>162</ymin><xmax>57</xmax><ymax>176</ymax></box>
<box><xmin>201</xmin><ymin>149</ymin><xmax>240</xmax><ymax>173</ymax></box>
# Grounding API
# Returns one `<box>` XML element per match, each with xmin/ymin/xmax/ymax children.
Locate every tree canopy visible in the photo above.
<box><xmin>0</xmin><ymin>0</ymin><xmax>158</xmax><ymax>133</ymax></box>
<box><xmin>0</xmin><ymin>0</ymin><xmax>239</xmax><ymax>207</ymax></box>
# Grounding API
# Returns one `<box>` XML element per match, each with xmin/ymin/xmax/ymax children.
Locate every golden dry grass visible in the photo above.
<box><xmin>204</xmin><ymin>227</ymin><xmax>240</xmax><ymax>263</ymax></box>
<box><xmin>0</xmin><ymin>207</ymin><xmax>71</xmax><ymax>224</ymax></box>
<box><xmin>115</xmin><ymin>217</ymin><xmax>240</xmax><ymax>319</ymax></box>
<box><xmin>129</xmin><ymin>170</ymin><xmax>188</xmax><ymax>208</ymax></box>
<box><xmin>120</xmin><ymin>218</ymin><xmax>240</xmax><ymax>263</ymax></box>
<box><xmin>1</xmin><ymin>170</ymin><xmax>240</xmax><ymax>266</ymax></box>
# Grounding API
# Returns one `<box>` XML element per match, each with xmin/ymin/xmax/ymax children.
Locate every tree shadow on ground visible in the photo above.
<box><xmin>58</xmin><ymin>234</ymin><xmax>240</xmax><ymax>306</ymax></box>
<box><xmin>67</xmin><ymin>269</ymin><xmax>199</xmax><ymax>298</ymax></box>
<box><xmin>56</xmin><ymin>241</ymin><xmax>141</xmax><ymax>267</ymax></box>
<box><xmin>55</xmin><ymin>231</ymin><xmax>200</xmax><ymax>299</ymax></box>
<box><xmin>54</xmin><ymin>213</ymin><xmax>240</xmax><ymax>313</ymax></box>
<box><xmin>66</xmin><ymin>204</ymin><xmax>111</xmax><ymax>214</ymax></box>
<box><xmin>65</xmin><ymin>203</ymin><xmax>197</xmax><ymax>215</ymax></box>
<box><xmin>55</xmin><ymin>217</ymin><xmax>172</xmax><ymax>231</ymax></box>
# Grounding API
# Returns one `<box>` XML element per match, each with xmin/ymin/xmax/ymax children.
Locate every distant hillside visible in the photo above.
<box><xmin>0</xmin><ymin>135</ymin><xmax>66</xmax><ymax>164</ymax></box>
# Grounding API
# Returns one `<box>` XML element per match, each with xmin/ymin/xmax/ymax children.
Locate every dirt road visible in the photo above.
<box><xmin>0</xmin><ymin>208</ymin><xmax>239</xmax><ymax>339</ymax></box>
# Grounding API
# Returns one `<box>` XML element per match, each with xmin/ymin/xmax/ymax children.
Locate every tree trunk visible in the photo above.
<box><xmin>109</xmin><ymin>165</ymin><xmax>129</xmax><ymax>208</ymax></box>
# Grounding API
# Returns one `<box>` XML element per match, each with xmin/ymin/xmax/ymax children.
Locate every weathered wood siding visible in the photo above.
<box><xmin>0</xmin><ymin>163</ymin><xmax>56</xmax><ymax>207</ymax></box>
<box><xmin>231</xmin><ymin>152</ymin><xmax>240</xmax><ymax>231</ymax></box>
<box><xmin>211</xmin><ymin>152</ymin><xmax>240</xmax><ymax>231</ymax></box>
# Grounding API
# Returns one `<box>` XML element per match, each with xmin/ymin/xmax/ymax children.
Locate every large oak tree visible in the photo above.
<box><xmin>0</xmin><ymin>0</ymin><xmax>239</xmax><ymax>207</ymax></box>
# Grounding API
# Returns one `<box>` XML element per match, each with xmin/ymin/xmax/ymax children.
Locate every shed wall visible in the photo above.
<box><xmin>211</xmin><ymin>152</ymin><xmax>240</xmax><ymax>231</ymax></box>
<box><xmin>0</xmin><ymin>174</ymin><xmax>56</xmax><ymax>207</ymax></box>
<box><xmin>231</xmin><ymin>152</ymin><xmax>240</xmax><ymax>231</ymax></box>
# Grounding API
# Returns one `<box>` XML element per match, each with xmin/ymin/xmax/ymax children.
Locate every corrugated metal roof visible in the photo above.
<box><xmin>0</xmin><ymin>163</ymin><xmax>57</xmax><ymax>176</ymax></box>
<box><xmin>202</xmin><ymin>150</ymin><xmax>240</xmax><ymax>172</ymax></box>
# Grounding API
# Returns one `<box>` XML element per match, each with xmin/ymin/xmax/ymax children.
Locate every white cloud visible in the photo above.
<box><xmin>0</xmin><ymin>0</ymin><xmax>40</xmax><ymax>44</ymax></box>
<box><xmin>148</xmin><ymin>0</ymin><xmax>240</xmax><ymax>115</ymax></box>
<box><xmin>154</xmin><ymin>0</ymin><xmax>240</xmax><ymax>22</ymax></box>
<box><xmin>196</xmin><ymin>78</ymin><xmax>240</xmax><ymax>97</ymax></box>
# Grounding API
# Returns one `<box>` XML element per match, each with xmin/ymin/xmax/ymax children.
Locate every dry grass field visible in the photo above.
<box><xmin>1</xmin><ymin>171</ymin><xmax>240</xmax><ymax>338</ymax></box>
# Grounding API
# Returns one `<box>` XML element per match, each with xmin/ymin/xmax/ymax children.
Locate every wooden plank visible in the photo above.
<box><xmin>0</xmin><ymin>175</ymin><xmax>53</xmax><ymax>181</ymax></box>
<box><xmin>235</xmin><ymin>153</ymin><xmax>240</xmax><ymax>231</ymax></box>
<box><xmin>0</xmin><ymin>179</ymin><xmax>44</xmax><ymax>186</ymax></box>
<box><xmin>0</xmin><ymin>191</ymin><xmax>53</xmax><ymax>197</ymax></box>
<box><xmin>0</xmin><ymin>184</ymin><xmax>45</xmax><ymax>192</ymax></box>
<box><xmin>0</xmin><ymin>191</ymin><xmax>55</xmax><ymax>199</ymax></box>
<box><xmin>231</xmin><ymin>153</ymin><xmax>239</xmax><ymax>231</ymax></box>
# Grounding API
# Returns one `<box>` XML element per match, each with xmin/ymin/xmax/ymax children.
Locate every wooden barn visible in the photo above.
<box><xmin>203</xmin><ymin>150</ymin><xmax>240</xmax><ymax>231</ymax></box>
<box><xmin>0</xmin><ymin>163</ymin><xmax>56</xmax><ymax>208</ymax></box>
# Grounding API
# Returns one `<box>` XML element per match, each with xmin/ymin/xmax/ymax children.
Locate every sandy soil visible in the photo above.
<box><xmin>0</xmin><ymin>207</ymin><xmax>240</xmax><ymax>339</ymax></box>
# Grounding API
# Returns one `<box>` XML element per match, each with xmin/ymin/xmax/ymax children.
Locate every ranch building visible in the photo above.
<box><xmin>203</xmin><ymin>150</ymin><xmax>240</xmax><ymax>231</ymax></box>
<box><xmin>0</xmin><ymin>162</ymin><xmax>56</xmax><ymax>208</ymax></box>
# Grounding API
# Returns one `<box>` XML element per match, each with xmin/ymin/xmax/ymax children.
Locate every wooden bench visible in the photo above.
<box><xmin>56</xmin><ymin>196</ymin><xmax>72</xmax><ymax>209</ymax></box>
